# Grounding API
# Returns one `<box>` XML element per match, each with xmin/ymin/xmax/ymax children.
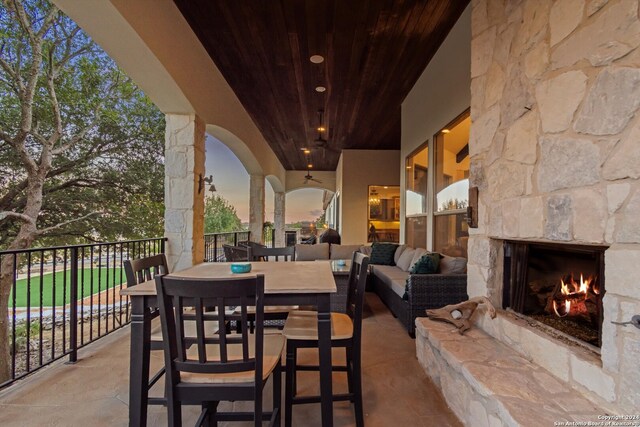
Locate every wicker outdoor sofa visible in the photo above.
<box><xmin>365</xmin><ymin>245</ymin><xmax>468</xmax><ymax>337</ymax></box>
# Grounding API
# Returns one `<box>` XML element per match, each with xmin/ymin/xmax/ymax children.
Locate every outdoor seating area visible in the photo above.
<box><xmin>2</xmin><ymin>0</ymin><xmax>640</xmax><ymax>426</ymax></box>
<box><xmin>0</xmin><ymin>292</ymin><xmax>460</xmax><ymax>427</ymax></box>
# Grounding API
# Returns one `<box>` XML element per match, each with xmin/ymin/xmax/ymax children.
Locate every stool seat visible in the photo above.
<box><xmin>283</xmin><ymin>311</ymin><xmax>353</xmax><ymax>341</ymax></box>
<box><xmin>283</xmin><ymin>252</ymin><xmax>370</xmax><ymax>427</ymax></box>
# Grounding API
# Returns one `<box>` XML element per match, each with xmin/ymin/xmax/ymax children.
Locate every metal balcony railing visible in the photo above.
<box><xmin>0</xmin><ymin>237</ymin><xmax>166</xmax><ymax>389</ymax></box>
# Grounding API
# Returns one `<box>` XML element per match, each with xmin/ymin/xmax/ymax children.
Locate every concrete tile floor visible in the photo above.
<box><xmin>0</xmin><ymin>293</ymin><xmax>461</xmax><ymax>427</ymax></box>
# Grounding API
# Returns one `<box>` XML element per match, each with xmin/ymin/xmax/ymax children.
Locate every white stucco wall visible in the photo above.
<box><xmin>337</xmin><ymin>150</ymin><xmax>400</xmax><ymax>245</ymax></box>
<box><xmin>400</xmin><ymin>5</ymin><xmax>471</xmax><ymax>246</ymax></box>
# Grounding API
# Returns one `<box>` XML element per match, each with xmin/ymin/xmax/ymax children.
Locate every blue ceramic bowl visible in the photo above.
<box><xmin>230</xmin><ymin>263</ymin><xmax>252</xmax><ymax>274</ymax></box>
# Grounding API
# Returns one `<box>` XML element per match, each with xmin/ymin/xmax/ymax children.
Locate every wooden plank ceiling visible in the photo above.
<box><xmin>174</xmin><ymin>0</ymin><xmax>468</xmax><ymax>171</ymax></box>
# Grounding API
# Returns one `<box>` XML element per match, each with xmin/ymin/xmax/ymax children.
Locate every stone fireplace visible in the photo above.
<box><xmin>463</xmin><ymin>0</ymin><xmax>640</xmax><ymax>415</ymax></box>
<box><xmin>503</xmin><ymin>241</ymin><xmax>606</xmax><ymax>347</ymax></box>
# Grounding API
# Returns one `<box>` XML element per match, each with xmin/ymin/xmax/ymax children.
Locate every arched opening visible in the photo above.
<box><xmin>285</xmin><ymin>187</ymin><xmax>329</xmax><ymax>243</ymax></box>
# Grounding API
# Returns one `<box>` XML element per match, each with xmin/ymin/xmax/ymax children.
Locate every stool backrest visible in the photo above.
<box><xmin>248</xmin><ymin>246</ymin><xmax>295</xmax><ymax>262</ymax></box>
<box><xmin>124</xmin><ymin>254</ymin><xmax>169</xmax><ymax>287</ymax></box>
<box><xmin>155</xmin><ymin>274</ymin><xmax>266</xmax><ymax>384</ymax></box>
<box><xmin>346</xmin><ymin>252</ymin><xmax>370</xmax><ymax>352</ymax></box>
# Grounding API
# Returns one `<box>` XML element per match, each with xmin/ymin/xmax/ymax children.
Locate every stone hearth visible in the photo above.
<box><xmin>416</xmin><ymin>317</ymin><xmax>606</xmax><ymax>427</ymax></box>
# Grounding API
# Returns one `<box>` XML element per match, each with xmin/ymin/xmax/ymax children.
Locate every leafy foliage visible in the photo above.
<box><xmin>0</xmin><ymin>0</ymin><xmax>165</xmax><ymax>380</ymax></box>
<box><xmin>0</xmin><ymin>0</ymin><xmax>165</xmax><ymax>249</ymax></box>
<box><xmin>204</xmin><ymin>195</ymin><xmax>243</xmax><ymax>233</ymax></box>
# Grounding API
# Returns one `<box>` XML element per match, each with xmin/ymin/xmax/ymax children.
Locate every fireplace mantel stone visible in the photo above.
<box><xmin>416</xmin><ymin>317</ymin><xmax>608</xmax><ymax>427</ymax></box>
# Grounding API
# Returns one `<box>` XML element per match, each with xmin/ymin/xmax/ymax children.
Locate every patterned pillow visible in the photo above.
<box><xmin>369</xmin><ymin>242</ymin><xmax>398</xmax><ymax>265</ymax></box>
<box><xmin>409</xmin><ymin>252</ymin><xmax>441</xmax><ymax>274</ymax></box>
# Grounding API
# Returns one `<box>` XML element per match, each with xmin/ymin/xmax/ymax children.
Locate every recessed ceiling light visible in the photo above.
<box><xmin>384</xmin><ymin>186</ymin><xmax>388</xmax><ymax>189</ymax></box>
<box><xmin>441</xmin><ymin>129</ymin><xmax>451</xmax><ymax>134</ymax></box>
<box><xmin>310</xmin><ymin>55</ymin><xmax>324</xmax><ymax>64</ymax></box>
<box><xmin>303</xmin><ymin>149</ymin><xmax>311</xmax><ymax>154</ymax></box>
<box><xmin>315</xmin><ymin>86</ymin><xmax>326</xmax><ymax>93</ymax></box>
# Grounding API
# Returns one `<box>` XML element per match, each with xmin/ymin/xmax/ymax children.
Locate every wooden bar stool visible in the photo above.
<box><xmin>282</xmin><ymin>252</ymin><xmax>370</xmax><ymax>427</ymax></box>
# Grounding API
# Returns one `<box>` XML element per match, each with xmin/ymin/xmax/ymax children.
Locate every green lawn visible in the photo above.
<box><xmin>10</xmin><ymin>267</ymin><xmax>125</xmax><ymax>308</ymax></box>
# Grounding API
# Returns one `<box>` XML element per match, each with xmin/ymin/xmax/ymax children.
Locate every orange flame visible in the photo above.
<box><xmin>554</xmin><ymin>273</ymin><xmax>597</xmax><ymax>317</ymax></box>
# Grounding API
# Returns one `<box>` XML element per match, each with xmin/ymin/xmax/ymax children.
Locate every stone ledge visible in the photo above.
<box><xmin>416</xmin><ymin>318</ymin><xmax>607</xmax><ymax>427</ymax></box>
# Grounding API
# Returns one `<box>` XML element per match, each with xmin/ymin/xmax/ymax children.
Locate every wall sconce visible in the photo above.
<box><xmin>466</xmin><ymin>186</ymin><xmax>478</xmax><ymax>228</ymax></box>
<box><xmin>198</xmin><ymin>174</ymin><xmax>216</xmax><ymax>194</ymax></box>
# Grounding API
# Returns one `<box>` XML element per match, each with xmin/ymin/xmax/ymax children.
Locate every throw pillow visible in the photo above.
<box><xmin>409</xmin><ymin>252</ymin><xmax>441</xmax><ymax>274</ymax></box>
<box><xmin>396</xmin><ymin>247</ymin><xmax>416</xmax><ymax>271</ymax></box>
<box><xmin>369</xmin><ymin>242</ymin><xmax>398</xmax><ymax>265</ymax></box>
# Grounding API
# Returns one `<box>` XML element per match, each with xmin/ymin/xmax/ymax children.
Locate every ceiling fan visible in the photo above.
<box><xmin>304</xmin><ymin>167</ymin><xmax>322</xmax><ymax>184</ymax></box>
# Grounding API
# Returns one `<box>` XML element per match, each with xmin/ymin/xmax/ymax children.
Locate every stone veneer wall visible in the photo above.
<box><xmin>164</xmin><ymin>113</ymin><xmax>205</xmax><ymax>272</ymax></box>
<box><xmin>467</xmin><ymin>0</ymin><xmax>640</xmax><ymax>412</ymax></box>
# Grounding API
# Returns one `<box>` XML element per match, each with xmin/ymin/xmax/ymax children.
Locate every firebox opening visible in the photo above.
<box><xmin>503</xmin><ymin>241</ymin><xmax>606</xmax><ymax>347</ymax></box>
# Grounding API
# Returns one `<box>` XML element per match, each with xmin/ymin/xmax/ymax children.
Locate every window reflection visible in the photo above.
<box><xmin>434</xmin><ymin>113</ymin><xmax>470</xmax><ymax>257</ymax></box>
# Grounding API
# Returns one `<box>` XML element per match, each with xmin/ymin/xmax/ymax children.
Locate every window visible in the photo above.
<box><xmin>405</xmin><ymin>143</ymin><xmax>429</xmax><ymax>246</ymax></box>
<box><xmin>405</xmin><ymin>145</ymin><xmax>428</xmax><ymax>216</ymax></box>
<box><xmin>433</xmin><ymin>112</ymin><xmax>470</xmax><ymax>258</ymax></box>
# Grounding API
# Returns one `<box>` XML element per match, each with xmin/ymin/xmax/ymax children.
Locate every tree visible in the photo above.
<box><xmin>0</xmin><ymin>0</ymin><xmax>165</xmax><ymax>381</ymax></box>
<box><xmin>314</xmin><ymin>211</ymin><xmax>327</xmax><ymax>229</ymax></box>
<box><xmin>204</xmin><ymin>195</ymin><xmax>243</xmax><ymax>233</ymax></box>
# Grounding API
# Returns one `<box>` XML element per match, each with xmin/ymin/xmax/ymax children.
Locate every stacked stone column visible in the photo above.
<box><xmin>164</xmin><ymin>114</ymin><xmax>205</xmax><ymax>272</ymax></box>
<box><xmin>274</xmin><ymin>192</ymin><xmax>286</xmax><ymax>247</ymax></box>
<box><xmin>249</xmin><ymin>174</ymin><xmax>265</xmax><ymax>244</ymax></box>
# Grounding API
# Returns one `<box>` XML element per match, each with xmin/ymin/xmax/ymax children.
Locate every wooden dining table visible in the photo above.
<box><xmin>121</xmin><ymin>260</ymin><xmax>337</xmax><ymax>427</ymax></box>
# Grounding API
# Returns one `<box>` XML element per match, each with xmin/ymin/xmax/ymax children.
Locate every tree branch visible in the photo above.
<box><xmin>35</xmin><ymin>5</ymin><xmax>58</xmax><ymax>40</ymax></box>
<box><xmin>0</xmin><ymin>44</ymin><xmax>20</xmax><ymax>88</ymax></box>
<box><xmin>0</xmin><ymin>129</ymin><xmax>15</xmax><ymax>145</ymax></box>
<box><xmin>9</xmin><ymin>0</ymin><xmax>36</xmax><ymax>42</ymax></box>
<box><xmin>0</xmin><ymin>210</ymin><xmax>34</xmax><ymax>225</ymax></box>
<box><xmin>34</xmin><ymin>211</ymin><xmax>101</xmax><ymax>236</ymax></box>
<box><xmin>45</xmin><ymin>53</ymin><xmax>62</xmax><ymax>147</ymax></box>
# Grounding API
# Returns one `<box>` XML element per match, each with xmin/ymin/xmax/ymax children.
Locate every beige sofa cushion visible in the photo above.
<box><xmin>396</xmin><ymin>247</ymin><xmax>416</xmax><ymax>272</ymax></box>
<box><xmin>295</xmin><ymin>243</ymin><xmax>330</xmax><ymax>261</ymax></box>
<box><xmin>394</xmin><ymin>245</ymin><xmax>407</xmax><ymax>264</ymax></box>
<box><xmin>439</xmin><ymin>255</ymin><xmax>467</xmax><ymax>274</ymax></box>
<box><xmin>410</xmin><ymin>248</ymin><xmax>427</xmax><ymax>269</ymax></box>
<box><xmin>371</xmin><ymin>265</ymin><xmax>410</xmax><ymax>298</ymax></box>
<box><xmin>330</xmin><ymin>244</ymin><xmax>362</xmax><ymax>260</ymax></box>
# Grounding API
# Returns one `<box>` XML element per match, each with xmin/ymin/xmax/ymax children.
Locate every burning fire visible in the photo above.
<box><xmin>552</xmin><ymin>273</ymin><xmax>598</xmax><ymax>317</ymax></box>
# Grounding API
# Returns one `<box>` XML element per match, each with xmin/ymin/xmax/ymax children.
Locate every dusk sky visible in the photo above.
<box><xmin>204</xmin><ymin>136</ymin><xmax>324</xmax><ymax>223</ymax></box>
